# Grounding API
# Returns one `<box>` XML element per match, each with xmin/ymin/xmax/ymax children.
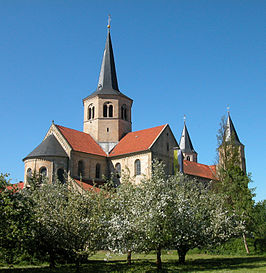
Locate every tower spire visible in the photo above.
<box><xmin>179</xmin><ymin>117</ymin><xmax>197</xmax><ymax>162</ymax></box>
<box><xmin>97</xmin><ymin>17</ymin><xmax>119</xmax><ymax>93</ymax></box>
<box><xmin>224</xmin><ymin>112</ymin><xmax>241</xmax><ymax>145</ymax></box>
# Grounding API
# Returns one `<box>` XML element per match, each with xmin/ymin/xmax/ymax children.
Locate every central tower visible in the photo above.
<box><xmin>83</xmin><ymin>26</ymin><xmax>133</xmax><ymax>153</ymax></box>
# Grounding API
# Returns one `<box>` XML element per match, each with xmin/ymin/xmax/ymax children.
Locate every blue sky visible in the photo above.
<box><xmin>0</xmin><ymin>0</ymin><xmax>265</xmax><ymax>202</ymax></box>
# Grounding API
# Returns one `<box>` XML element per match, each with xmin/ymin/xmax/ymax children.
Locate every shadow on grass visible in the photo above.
<box><xmin>0</xmin><ymin>256</ymin><xmax>265</xmax><ymax>273</ymax></box>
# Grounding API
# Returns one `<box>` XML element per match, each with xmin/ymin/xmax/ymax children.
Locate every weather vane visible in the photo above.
<box><xmin>107</xmin><ymin>14</ymin><xmax>111</xmax><ymax>29</ymax></box>
<box><xmin>227</xmin><ymin>105</ymin><xmax>230</xmax><ymax>114</ymax></box>
<box><xmin>184</xmin><ymin>114</ymin><xmax>186</xmax><ymax>123</ymax></box>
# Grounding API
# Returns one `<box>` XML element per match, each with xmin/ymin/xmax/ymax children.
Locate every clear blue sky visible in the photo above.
<box><xmin>0</xmin><ymin>0</ymin><xmax>265</xmax><ymax>202</ymax></box>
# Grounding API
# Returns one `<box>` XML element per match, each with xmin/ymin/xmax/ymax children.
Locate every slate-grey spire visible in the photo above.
<box><xmin>97</xmin><ymin>28</ymin><xmax>119</xmax><ymax>92</ymax></box>
<box><xmin>224</xmin><ymin>113</ymin><xmax>242</xmax><ymax>145</ymax></box>
<box><xmin>179</xmin><ymin>118</ymin><xmax>197</xmax><ymax>162</ymax></box>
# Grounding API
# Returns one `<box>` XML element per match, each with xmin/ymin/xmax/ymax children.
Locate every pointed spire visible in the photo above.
<box><xmin>224</xmin><ymin>113</ymin><xmax>242</xmax><ymax>145</ymax></box>
<box><xmin>179</xmin><ymin>118</ymin><xmax>196</xmax><ymax>153</ymax></box>
<box><xmin>97</xmin><ymin>25</ymin><xmax>119</xmax><ymax>93</ymax></box>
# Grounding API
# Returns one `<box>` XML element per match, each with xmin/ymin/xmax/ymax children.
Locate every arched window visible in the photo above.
<box><xmin>109</xmin><ymin>105</ymin><xmax>113</xmax><ymax>117</ymax></box>
<box><xmin>96</xmin><ymin>163</ymin><xmax>101</xmax><ymax>179</ymax></box>
<box><xmin>124</xmin><ymin>108</ymin><xmax>127</xmax><ymax>121</ymax></box>
<box><xmin>134</xmin><ymin>159</ymin><xmax>141</xmax><ymax>176</ymax></box>
<box><xmin>167</xmin><ymin>143</ymin><xmax>169</xmax><ymax>151</ymax></box>
<box><xmin>78</xmin><ymin>160</ymin><xmax>84</xmax><ymax>179</ymax></box>
<box><xmin>121</xmin><ymin>105</ymin><xmax>128</xmax><ymax>121</ymax></box>
<box><xmin>57</xmin><ymin>168</ymin><xmax>65</xmax><ymax>184</ymax></box>
<box><xmin>88</xmin><ymin>107</ymin><xmax>92</xmax><ymax>120</ymax></box>
<box><xmin>88</xmin><ymin>104</ymin><xmax>95</xmax><ymax>120</ymax></box>
<box><xmin>115</xmin><ymin>163</ymin><xmax>121</xmax><ymax>178</ymax></box>
<box><xmin>103</xmin><ymin>104</ymin><xmax>108</xmax><ymax>117</ymax></box>
<box><xmin>39</xmin><ymin>167</ymin><xmax>47</xmax><ymax>183</ymax></box>
<box><xmin>103</xmin><ymin>102</ymin><xmax>113</xmax><ymax>118</ymax></box>
<box><xmin>186</xmin><ymin>156</ymin><xmax>190</xmax><ymax>161</ymax></box>
<box><xmin>27</xmin><ymin>168</ymin><xmax>32</xmax><ymax>177</ymax></box>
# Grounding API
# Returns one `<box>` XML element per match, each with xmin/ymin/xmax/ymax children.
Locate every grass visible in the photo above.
<box><xmin>0</xmin><ymin>251</ymin><xmax>265</xmax><ymax>272</ymax></box>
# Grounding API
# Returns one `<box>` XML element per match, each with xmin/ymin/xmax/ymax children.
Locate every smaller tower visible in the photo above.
<box><xmin>179</xmin><ymin>117</ymin><xmax>197</xmax><ymax>162</ymax></box>
<box><xmin>219</xmin><ymin>113</ymin><xmax>246</xmax><ymax>173</ymax></box>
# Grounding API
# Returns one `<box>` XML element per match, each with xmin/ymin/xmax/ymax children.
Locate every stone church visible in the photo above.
<box><xmin>23</xmin><ymin>26</ymin><xmax>246</xmax><ymax>191</ymax></box>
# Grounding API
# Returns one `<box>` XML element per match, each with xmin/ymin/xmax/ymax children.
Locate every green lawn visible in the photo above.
<box><xmin>0</xmin><ymin>252</ymin><xmax>265</xmax><ymax>272</ymax></box>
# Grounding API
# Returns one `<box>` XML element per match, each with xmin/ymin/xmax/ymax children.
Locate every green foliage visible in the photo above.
<box><xmin>0</xmin><ymin>173</ymin><xmax>33</xmax><ymax>265</ymax></box>
<box><xmin>23</xmin><ymin>177</ymin><xmax>106</xmax><ymax>267</ymax></box>
<box><xmin>253</xmin><ymin>200</ymin><xmax>266</xmax><ymax>239</ymax></box>
<box><xmin>216</xmin><ymin>116</ymin><xmax>255</xmax><ymax>242</ymax></box>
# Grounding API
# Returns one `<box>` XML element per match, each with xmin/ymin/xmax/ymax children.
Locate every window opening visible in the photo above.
<box><xmin>78</xmin><ymin>160</ymin><xmax>84</xmax><ymax>179</ymax></box>
<box><xmin>27</xmin><ymin>168</ymin><xmax>32</xmax><ymax>177</ymax></box>
<box><xmin>57</xmin><ymin>168</ymin><xmax>65</xmax><ymax>184</ymax></box>
<box><xmin>115</xmin><ymin>163</ymin><xmax>121</xmax><ymax>178</ymax></box>
<box><xmin>96</xmin><ymin>163</ymin><xmax>101</xmax><ymax>179</ymax></box>
<box><xmin>103</xmin><ymin>105</ymin><xmax>108</xmax><ymax>117</ymax></box>
<box><xmin>109</xmin><ymin>105</ymin><xmax>113</xmax><ymax>117</ymax></box>
<box><xmin>134</xmin><ymin>159</ymin><xmax>141</xmax><ymax>176</ymax></box>
<box><xmin>39</xmin><ymin>167</ymin><xmax>47</xmax><ymax>183</ymax></box>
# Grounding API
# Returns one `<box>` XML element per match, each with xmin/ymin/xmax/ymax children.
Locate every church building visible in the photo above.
<box><xmin>23</xmin><ymin>26</ymin><xmax>246</xmax><ymax>190</ymax></box>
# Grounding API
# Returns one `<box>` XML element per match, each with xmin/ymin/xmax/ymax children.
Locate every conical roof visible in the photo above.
<box><xmin>23</xmin><ymin>134</ymin><xmax>68</xmax><ymax>160</ymax></box>
<box><xmin>85</xmin><ymin>29</ymin><xmax>131</xmax><ymax>100</ymax></box>
<box><xmin>179</xmin><ymin>123</ymin><xmax>196</xmax><ymax>154</ymax></box>
<box><xmin>224</xmin><ymin>114</ymin><xmax>242</xmax><ymax>145</ymax></box>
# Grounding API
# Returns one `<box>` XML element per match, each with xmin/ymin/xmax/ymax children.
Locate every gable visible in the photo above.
<box><xmin>109</xmin><ymin>125</ymin><xmax>166</xmax><ymax>157</ymax></box>
<box><xmin>150</xmin><ymin>124</ymin><xmax>179</xmax><ymax>155</ymax></box>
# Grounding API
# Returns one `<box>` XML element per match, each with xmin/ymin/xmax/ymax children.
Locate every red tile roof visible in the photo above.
<box><xmin>183</xmin><ymin>160</ymin><xmax>218</xmax><ymax>180</ymax></box>
<box><xmin>6</xmin><ymin>182</ymin><xmax>24</xmax><ymax>192</ymax></box>
<box><xmin>109</xmin><ymin>125</ymin><xmax>166</xmax><ymax>157</ymax></box>
<box><xmin>56</xmin><ymin>125</ymin><xmax>106</xmax><ymax>156</ymax></box>
<box><xmin>74</xmin><ymin>179</ymin><xmax>101</xmax><ymax>193</ymax></box>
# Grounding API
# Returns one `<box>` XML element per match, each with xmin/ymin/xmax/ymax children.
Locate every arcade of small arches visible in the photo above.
<box><xmin>87</xmin><ymin>102</ymin><xmax>129</xmax><ymax>121</ymax></box>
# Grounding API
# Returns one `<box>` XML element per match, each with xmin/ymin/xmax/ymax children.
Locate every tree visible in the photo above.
<box><xmin>24</xmin><ymin>176</ymin><xmax>105</xmax><ymax>268</ymax></box>
<box><xmin>253</xmin><ymin>200</ymin><xmax>266</xmax><ymax>253</ymax></box>
<box><xmin>104</xmin><ymin>175</ymin><xmax>144</xmax><ymax>265</ymax></box>
<box><xmin>168</xmin><ymin>174</ymin><xmax>243</xmax><ymax>264</ymax></box>
<box><xmin>134</xmin><ymin>161</ymin><xmax>177</xmax><ymax>270</ymax></box>
<box><xmin>216</xmin><ymin>116</ymin><xmax>255</xmax><ymax>253</ymax></box>
<box><xmin>0</xmin><ymin>174</ymin><xmax>33</xmax><ymax>266</ymax></box>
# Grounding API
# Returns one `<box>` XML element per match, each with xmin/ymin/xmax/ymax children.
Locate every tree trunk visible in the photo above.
<box><xmin>243</xmin><ymin>233</ymin><xmax>250</xmax><ymax>254</ymax></box>
<box><xmin>127</xmin><ymin>250</ymin><xmax>132</xmax><ymax>265</ymax></box>
<box><xmin>156</xmin><ymin>246</ymin><xmax>162</xmax><ymax>270</ymax></box>
<box><xmin>49</xmin><ymin>252</ymin><xmax>55</xmax><ymax>269</ymax></box>
<box><xmin>177</xmin><ymin>247</ymin><xmax>187</xmax><ymax>264</ymax></box>
<box><xmin>75</xmin><ymin>259</ymin><xmax>80</xmax><ymax>272</ymax></box>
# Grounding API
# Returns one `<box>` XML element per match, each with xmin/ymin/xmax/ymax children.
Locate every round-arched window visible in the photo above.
<box><xmin>78</xmin><ymin>160</ymin><xmax>84</xmax><ymax>179</ymax></box>
<box><xmin>27</xmin><ymin>168</ymin><xmax>32</xmax><ymax>177</ymax></box>
<box><xmin>134</xmin><ymin>159</ymin><xmax>141</xmax><ymax>176</ymax></box>
<box><xmin>57</xmin><ymin>168</ymin><xmax>65</xmax><ymax>184</ymax></box>
<box><xmin>115</xmin><ymin>163</ymin><xmax>121</xmax><ymax>178</ymax></box>
<box><xmin>39</xmin><ymin>167</ymin><xmax>47</xmax><ymax>183</ymax></box>
<box><xmin>96</xmin><ymin>163</ymin><xmax>101</xmax><ymax>179</ymax></box>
